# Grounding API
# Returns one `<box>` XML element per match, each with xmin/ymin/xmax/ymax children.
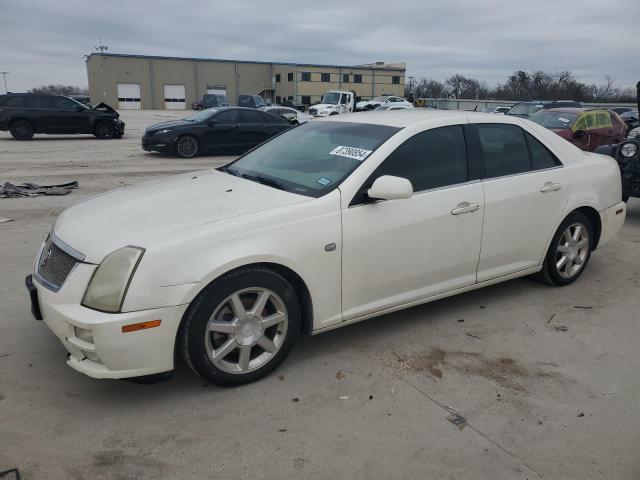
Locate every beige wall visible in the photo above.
<box><xmin>87</xmin><ymin>54</ymin><xmax>405</xmax><ymax>109</ymax></box>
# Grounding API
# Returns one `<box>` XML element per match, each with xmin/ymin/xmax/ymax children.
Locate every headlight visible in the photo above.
<box><xmin>154</xmin><ymin>129</ymin><xmax>172</xmax><ymax>135</ymax></box>
<box><xmin>82</xmin><ymin>246</ymin><xmax>144</xmax><ymax>313</ymax></box>
<box><xmin>620</xmin><ymin>142</ymin><xmax>638</xmax><ymax>158</ymax></box>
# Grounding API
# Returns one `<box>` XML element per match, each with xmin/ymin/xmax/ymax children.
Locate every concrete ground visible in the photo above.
<box><xmin>1</xmin><ymin>110</ymin><xmax>639</xmax><ymax>479</ymax></box>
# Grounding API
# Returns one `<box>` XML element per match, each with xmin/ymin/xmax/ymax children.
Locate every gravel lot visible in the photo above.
<box><xmin>1</xmin><ymin>110</ymin><xmax>639</xmax><ymax>479</ymax></box>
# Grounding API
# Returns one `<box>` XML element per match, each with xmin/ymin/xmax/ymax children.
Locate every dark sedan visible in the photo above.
<box><xmin>142</xmin><ymin>107</ymin><xmax>292</xmax><ymax>158</ymax></box>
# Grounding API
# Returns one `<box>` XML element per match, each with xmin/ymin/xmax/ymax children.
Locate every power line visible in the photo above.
<box><xmin>0</xmin><ymin>72</ymin><xmax>8</xmax><ymax>93</ymax></box>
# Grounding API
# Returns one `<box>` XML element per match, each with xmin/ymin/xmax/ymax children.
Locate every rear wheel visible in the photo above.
<box><xmin>94</xmin><ymin>121</ymin><xmax>115</xmax><ymax>139</ymax></box>
<box><xmin>175</xmin><ymin>135</ymin><xmax>199</xmax><ymax>158</ymax></box>
<box><xmin>180</xmin><ymin>267</ymin><xmax>300</xmax><ymax>386</ymax></box>
<box><xmin>537</xmin><ymin>211</ymin><xmax>593</xmax><ymax>286</ymax></box>
<box><xmin>9</xmin><ymin>120</ymin><xmax>34</xmax><ymax>140</ymax></box>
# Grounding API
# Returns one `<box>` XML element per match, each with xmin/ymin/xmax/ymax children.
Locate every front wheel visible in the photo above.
<box><xmin>175</xmin><ymin>135</ymin><xmax>199</xmax><ymax>158</ymax></box>
<box><xmin>94</xmin><ymin>120</ymin><xmax>116</xmax><ymax>139</ymax></box>
<box><xmin>537</xmin><ymin>211</ymin><xmax>593</xmax><ymax>286</ymax></box>
<box><xmin>180</xmin><ymin>267</ymin><xmax>301</xmax><ymax>386</ymax></box>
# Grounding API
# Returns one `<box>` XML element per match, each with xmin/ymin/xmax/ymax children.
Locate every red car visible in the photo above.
<box><xmin>529</xmin><ymin>108</ymin><xmax>626</xmax><ymax>151</ymax></box>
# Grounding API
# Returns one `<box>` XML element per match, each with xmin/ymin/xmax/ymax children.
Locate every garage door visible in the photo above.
<box><xmin>206</xmin><ymin>85</ymin><xmax>227</xmax><ymax>97</ymax></box>
<box><xmin>164</xmin><ymin>84</ymin><xmax>186</xmax><ymax>110</ymax></box>
<box><xmin>116</xmin><ymin>83</ymin><xmax>141</xmax><ymax>110</ymax></box>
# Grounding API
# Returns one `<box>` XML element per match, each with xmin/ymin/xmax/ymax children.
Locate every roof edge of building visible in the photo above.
<box><xmin>85</xmin><ymin>52</ymin><xmax>406</xmax><ymax>71</ymax></box>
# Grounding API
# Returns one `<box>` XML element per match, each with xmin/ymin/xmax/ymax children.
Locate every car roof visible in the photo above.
<box><xmin>319</xmin><ymin>109</ymin><xmax>509</xmax><ymax>128</ymax></box>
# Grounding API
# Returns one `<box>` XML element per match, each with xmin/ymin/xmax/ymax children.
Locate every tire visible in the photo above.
<box><xmin>175</xmin><ymin>135</ymin><xmax>199</xmax><ymax>158</ymax></box>
<box><xmin>94</xmin><ymin>121</ymin><xmax>116</xmax><ymax>139</ymax></box>
<box><xmin>622</xmin><ymin>195</ymin><xmax>629</xmax><ymax>203</ymax></box>
<box><xmin>9</xmin><ymin>120</ymin><xmax>34</xmax><ymax>140</ymax></box>
<box><xmin>536</xmin><ymin>211</ymin><xmax>593</xmax><ymax>286</ymax></box>
<box><xmin>180</xmin><ymin>267</ymin><xmax>301</xmax><ymax>386</ymax></box>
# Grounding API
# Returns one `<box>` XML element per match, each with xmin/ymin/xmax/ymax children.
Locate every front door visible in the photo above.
<box><xmin>470</xmin><ymin>122</ymin><xmax>571</xmax><ymax>281</ymax></box>
<box><xmin>38</xmin><ymin>97</ymin><xmax>90</xmax><ymax>133</ymax></box>
<box><xmin>341</xmin><ymin>124</ymin><xmax>484</xmax><ymax>320</ymax></box>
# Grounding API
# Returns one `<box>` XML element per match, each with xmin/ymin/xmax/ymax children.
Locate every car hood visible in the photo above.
<box><xmin>145</xmin><ymin>119</ymin><xmax>194</xmax><ymax>133</ymax></box>
<box><xmin>53</xmin><ymin>170</ymin><xmax>310</xmax><ymax>263</ymax></box>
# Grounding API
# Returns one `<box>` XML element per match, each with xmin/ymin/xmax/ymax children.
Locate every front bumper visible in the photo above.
<box><xmin>141</xmin><ymin>134</ymin><xmax>174</xmax><ymax>154</ymax></box>
<box><xmin>29</xmin><ymin>263</ymin><xmax>188</xmax><ymax>379</ymax></box>
<box><xmin>115</xmin><ymin>119</ymin><xmax>125</xmax><ymax>136</ymax></box>
<box><xmin>598</xmin><ymin>201</ymin><xmax>626</xmax><ymax>248</ymax></box>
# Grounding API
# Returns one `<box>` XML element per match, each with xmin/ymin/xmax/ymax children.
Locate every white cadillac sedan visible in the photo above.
<box><xmin>26</xmin><ymin>110</ymin><xmax>626</xmax><ymax>386</ymax></box>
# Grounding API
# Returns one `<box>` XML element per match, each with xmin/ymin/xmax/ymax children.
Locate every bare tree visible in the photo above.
<box><xmin>27</xmin><ymin>85</ymin><xmax>89</xmax><ymax>96</ymax></box>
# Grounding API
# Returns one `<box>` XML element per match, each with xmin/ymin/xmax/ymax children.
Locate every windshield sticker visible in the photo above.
<box><xmin>330</xmin><ymin>146</ymin><xmax>373</xmax><ymax>161</ymax></box>
<box><xmin>558</xmin><ymin>117</ymin><xmax>571</xmax><ymax>123</ymax></box>
<box><xmin>317</xmin><ymin>177</ymin><xmax>332</xmax><ymax>186</ymax></box>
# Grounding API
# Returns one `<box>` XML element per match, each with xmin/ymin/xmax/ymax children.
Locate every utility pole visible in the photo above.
<box><xmin>0</xmin><ymin>72</ymin><xmax>8</xmax><ymax>93</ymax></box>
<box><xmin>95</xmin><ymin>34</ymin><xmax>108</xmax><ymax>54</ymax></box>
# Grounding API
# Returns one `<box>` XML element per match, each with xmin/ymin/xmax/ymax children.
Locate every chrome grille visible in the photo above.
<box><xmin>36</xmin><ymin>236</ymin><xmax>81</xmax><ymax>291</ymax></box>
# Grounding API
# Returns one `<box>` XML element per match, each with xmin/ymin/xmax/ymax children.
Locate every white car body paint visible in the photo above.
<box><xmin>32</xmin><ymin>109</ymin><xmax>626</xmax><ymax>379</ymax></box>
<box><xmin>356</xmin><ymin>96</ymin><xmax>414</xmax><ymax>111</ymax></box>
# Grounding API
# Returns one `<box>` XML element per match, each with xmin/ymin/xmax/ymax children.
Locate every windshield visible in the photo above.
<box><xmin>251</xmin><ymin>95</ymin><xmax>266</xmax><ymax>107</ymax></box>
<box><xmin>529</xmin><ymin>111</ymin><xmax>578</xmax><ymax>129</ymax></box>
<box><xmin>224</xmin><ymin>121</ymin><xmax>400</xmax><ymax>197</ymax></box>
<box><xmin>507</xmin><ymin>103</ymin><xmax>542</xmax><ymax>116</ymax></box>
<box><xmin>185</xmin><ymin>108</ymin><xmax>218</xmax><ymax>122</ymax></box>
<box><xmin>321</xmin><ymin>92</ymin><xmax>340</xmax><ymax>105</ymax></box>
<box><xmin>372</xmin><ymin>96</ymin><xmax>389</xmax><ymax>102</ymax></box>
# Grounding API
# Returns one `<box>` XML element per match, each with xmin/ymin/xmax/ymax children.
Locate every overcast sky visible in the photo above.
<box><xmin>1</xmin><ymin>0</ymin><xmax>638</xmax><ymax>92</ymax></box>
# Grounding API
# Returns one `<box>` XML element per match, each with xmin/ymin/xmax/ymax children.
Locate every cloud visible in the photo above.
<box><xmin>0</xmin><ymin>0</ymin><xmax>638</xmax><ymax>92</ymax></box>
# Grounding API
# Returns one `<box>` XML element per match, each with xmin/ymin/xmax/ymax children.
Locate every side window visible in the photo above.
<box><xmin>368</xmin><ymin>125</ymin><xmax>467</xmax><ymax>193</ymax></box>
<box><xmin>215</xmin><ymin>110</ymin><xmax>240</xmax><ymax>124</ymax></box>
<box><xmin>573</xmin><ymin>115</ymin><xmax>587</xmax><ymax>131</ymax></box>
<box><xmin>524</xmin><ymin>132</ymin><xmax>562</xmax><ymax>170</ymax></box>
<box><xmin>585</xmin><ymin>112</ymin><xmax>596</xmax><ymax>130</ymax></box>
<box><xmin>596</xmin><ymin>111</ymin><xmax>611</xmax><ymax>128</ymax></box>
<box><xmin>476</xmin><ymin>124</ymin><xmax>531</xmax><ymax>178</ymax></box>
<box><xmin>241</xmin><ymin>110</ymin><xmax>265</xmax><ymax>123</ymax></box>
<box><xmin>27</xmin><ymin>96</ymin><xmax>53</xmax><ymax>109</ymax></box>
<box><xmin>50</xmin><ymin>97</ymin><xmax>78</xmax><ymax>110</ymax></box>
<box><xmin>4</xmin><ymin>96</ymin><xmax>27</xmax><ymax>108</ymax></box>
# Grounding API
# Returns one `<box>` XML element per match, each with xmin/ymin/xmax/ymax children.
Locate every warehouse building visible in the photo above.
<box><xmin>86</xmin><ymin>53</ymin><xmax>406</xmax><ymax>110</ymax></box>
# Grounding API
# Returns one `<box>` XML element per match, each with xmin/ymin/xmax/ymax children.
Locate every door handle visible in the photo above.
<box><xmin>451</xmin><ymin>202</ymin><xmax>479</xmax><ymax>215</ymax></box>
<box><xmin>540</xmin><ymin>182</ymin><xmax>561</xmax><ymax>193</ymax></box>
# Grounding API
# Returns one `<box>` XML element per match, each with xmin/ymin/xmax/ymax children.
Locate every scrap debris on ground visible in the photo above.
<box><xmin>0</xmin><ymin>181</ymin><xmax>78</xmax><ymax>198</ymax></box>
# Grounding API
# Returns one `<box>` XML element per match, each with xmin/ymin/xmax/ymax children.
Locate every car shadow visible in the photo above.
<box><xmin>73</xmin><ymin>275</ymin><xmax>544</xmax><ymax>404</ymax></box>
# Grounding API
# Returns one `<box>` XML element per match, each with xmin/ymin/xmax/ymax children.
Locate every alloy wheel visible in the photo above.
<box><xmin>176</xmin><ymin>136</ymin><xmax>198</xmax><ymax>157</ymax></box>
<box><xmin>205</xmin><ymin>288</ymin><xmax>288</xmax><ymax>374</ymax></box>
<box><xmin>555</xmin><ymin>222</ymin><xmax>590</xmax><ymax>279</ymax></box>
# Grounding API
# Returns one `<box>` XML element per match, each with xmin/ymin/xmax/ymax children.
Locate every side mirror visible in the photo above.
<box><xmin>367</xmin><ymin>175</ymin><xmax>413</xmax><ymax>201</ymax></box>
<box><xmin>573</xmin><ymin>129</ymin><xmax>586</xmax><ymax>140</ymax></box>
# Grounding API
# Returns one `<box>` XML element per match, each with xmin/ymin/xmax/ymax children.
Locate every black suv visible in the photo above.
<box><xmin>0</xmin><ymin>93</ymin><xmax>124</xmax><ymax>140</ymax></box>
<box><xmin>595</xmin><ymin>138</ymin><xmax>640</xmax><ymax>202</ymax></box>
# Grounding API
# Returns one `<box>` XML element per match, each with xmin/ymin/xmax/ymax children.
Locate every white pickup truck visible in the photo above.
<box><xmin>308</xmin><ymin>91</ymin><xmax>355</xmax><ymax>117</ymax></box>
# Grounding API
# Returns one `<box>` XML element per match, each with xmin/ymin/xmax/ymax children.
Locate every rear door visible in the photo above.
<box><xmin>37</xmin><ymin>96</ymin><xmax>90</xmax><ymax>133</ymax></box>
<box><xmin>200</xmin><ymin>109</ymin><xmax>242</xmax><ymax>153</ymax></box>
<box><xmin>238</xmin><ymin>110</ymin><xmax>271</xmax><ymax>148</ymax></box>
<box><xmin>470</xmin><ymin>122</ymin><xmax>570</xmax><ymax>281</ymax></box>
